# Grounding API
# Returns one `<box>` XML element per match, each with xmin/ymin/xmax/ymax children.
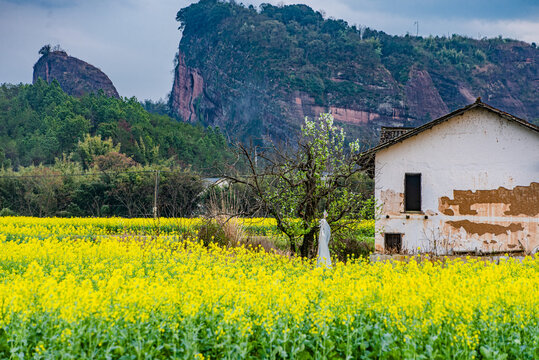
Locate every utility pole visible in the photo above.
<box><xmin>414</xmin><ymin>21</ymin><xmax>419</xmax><ymax>37</ymax></box>
<box><xmin>153</xmin><ymin>170</ymin><xmax>160</xmax><ymax>219</ymax></box>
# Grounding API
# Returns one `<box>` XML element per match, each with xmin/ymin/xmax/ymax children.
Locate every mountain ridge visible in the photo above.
<box><xmin>169</xmin><ymin>0</ymin><xmax>538</xmax><ymax>144</ymax></box>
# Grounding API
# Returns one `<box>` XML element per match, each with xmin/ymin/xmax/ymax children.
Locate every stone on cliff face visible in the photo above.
<box><xmin>169</xmin><ymin>51</ymin><xmax>204</xmax><ymax>122</ymax></box>
<box><xmin>33</xmin><ymin>51</ymin><xmax>119</xmax><ymax>98</ymax></box>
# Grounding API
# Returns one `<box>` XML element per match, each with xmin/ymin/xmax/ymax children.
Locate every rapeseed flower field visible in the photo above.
<box><xmin>0</xmin><ymin>217</ymin><xmax>537</xmax><ymax>359</ymax></box>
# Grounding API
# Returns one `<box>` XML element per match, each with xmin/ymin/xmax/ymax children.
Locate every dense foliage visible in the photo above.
<box><xmin>0</xmin><ymin>217</ymin><xmax>536</xmax><ymax>359</ymax></box>
<box><xmin>0</xmin><ymin>165</ymin><xmax>205</xmax><ymax>218</ymax></box>
<box><xmin>0</xmin><ymin>80</ymin><xmax>233</xmax><ymax>173</ymax></box>
<box><xmin>174</xmin><ymin>0</ymin><xmax>538</xmax><ymax>141</ymax></box>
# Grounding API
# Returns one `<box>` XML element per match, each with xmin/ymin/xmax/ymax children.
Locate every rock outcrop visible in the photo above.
<box><xmin>33</xmin><ymin>51</ymin><xmax>119</xmax><ymax>98</ymax></box>
<box><xmin>405</xmin><ymin>69</ymin><xmax>449</xmax><ymax>120</ymax></box>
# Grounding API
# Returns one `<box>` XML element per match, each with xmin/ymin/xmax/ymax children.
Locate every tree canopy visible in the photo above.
<box><xmin>227</xmin><ymin>113</ymin><xmax>373</xmax><ymax>258</ymax></box>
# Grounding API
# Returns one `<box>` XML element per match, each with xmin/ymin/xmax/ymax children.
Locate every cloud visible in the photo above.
<box><xmin>334</xmin><ymin>0</ymin><xmax>539</xmax><ymax>21</ymax></box>
<box><xmin>0</xmin><ymin>0</ymin><xmax>190</xmax><ymax>100</ymax></box>
<box><xmin>248</xmin><ymin>0</ymin><xmax>538</xmax><ymax>42</ymax></box>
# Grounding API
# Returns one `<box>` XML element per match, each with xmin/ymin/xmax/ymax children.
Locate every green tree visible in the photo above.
<box><xmin>93</xmin><ymin>151</ymin><xmax>136</xmax><ymax>172</ymax></box>
<box><xmin>75</xmin><ymin>134</ymin><xmax>120</xmax><ymax>170</ymax></box>
<box><xmin>38</xmin><ymin>44</ymin><xmax>51</xmax><ymax>56</ymax></box>
<box><xmin>227</xmin><ymin>113</ymin><xmax>371</xmax><ymax>258</ymax></box>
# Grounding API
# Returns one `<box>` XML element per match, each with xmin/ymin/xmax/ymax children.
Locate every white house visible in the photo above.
<box><xmin>365</xmin><ymin>99</ymin><xmax>539</xmax><ymax>255</ymax></box>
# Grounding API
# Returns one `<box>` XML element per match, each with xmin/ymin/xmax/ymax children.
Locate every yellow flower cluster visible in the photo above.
<box><xmin>0</xmin><ymin>216</ymin><xmax>288</xmax><ymax>239</ymax></box>
<box><xmin>0</xmin><ymin>217</ymin><xmax>536</xmax><ymax>359</ymax></box>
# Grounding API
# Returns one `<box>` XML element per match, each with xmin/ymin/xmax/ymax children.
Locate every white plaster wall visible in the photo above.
<box><xmin>374</xmin><ymin>108</ymin><xmax>539</xmax><ymax>254</ymax></box>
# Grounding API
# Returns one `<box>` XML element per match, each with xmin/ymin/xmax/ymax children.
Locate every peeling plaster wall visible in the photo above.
<box><xmin>374</xmin><ymin>108</ymin><xmax>539</xmax><ymax>254</ymax></box>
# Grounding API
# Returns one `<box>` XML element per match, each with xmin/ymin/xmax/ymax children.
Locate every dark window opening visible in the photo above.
<box><xmin>405</xmin><ymin>173</ymin><xmax>421</xmax><ymax>211</ymax></box>
<box><xmin>384</xmin><ymin>233</ymin><xmax>402</xmax><ymax>253</ymax></box>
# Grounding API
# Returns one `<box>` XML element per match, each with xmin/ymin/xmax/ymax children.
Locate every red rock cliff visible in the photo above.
<box><xmin>170</xmin><ymin>51</ymin><xmax>204</xmax><ymax>122</ymax></box>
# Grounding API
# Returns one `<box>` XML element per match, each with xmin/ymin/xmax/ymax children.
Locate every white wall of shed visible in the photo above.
<box><xmin>374</xmin><ymin>108</ymin><xmax>539</xmax><ymax>254</ymax></box>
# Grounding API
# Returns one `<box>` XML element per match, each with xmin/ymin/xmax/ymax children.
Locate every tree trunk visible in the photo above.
<box><xmin>300</xmin><ymin>229</ymin><xmax>317</xmax><ymax>258</ymax></box>
<box><xmin>288</xmin><ymin>237</ymin><xmax>297</xmax><ymax>256</ymax></box>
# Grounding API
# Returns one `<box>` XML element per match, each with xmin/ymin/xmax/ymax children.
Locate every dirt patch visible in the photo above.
<box><xmin>439</xmin><ymin>182</ymin><xmax>539</xmax><ymax>217</ymax></box>
<box><xmin>446</xmin><ymin>220</ymin><xmax>524</xmax><ymax>236</ymax></box>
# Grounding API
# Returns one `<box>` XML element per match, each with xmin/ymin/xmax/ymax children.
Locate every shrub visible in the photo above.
<box><xmin>0</xmin><ymin>208</ymin><xmax>16</xmax><ymax>216</ymax></box>
<box><xmin>330</xmin><ymin>236</ymin><xmax>373</xmax><ymax>262</ymax></box>
<box><xmin>198</xmin><ymin>220</ymin><xmax>228</xmax><ymax>247</ymax></box>
<box><xmin>197</xmin><ymin>217</ymin><xmax>245</xmax><ymax>248</ymax></box>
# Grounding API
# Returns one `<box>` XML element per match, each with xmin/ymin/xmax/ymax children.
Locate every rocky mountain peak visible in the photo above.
<box><xmin>33</xmin><ymin>49</ymin><xmax>119</xmax><ymax>98</ymax></box>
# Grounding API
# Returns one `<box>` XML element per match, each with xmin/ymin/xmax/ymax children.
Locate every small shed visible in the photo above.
<box><xmin>364</xmin><ymin>99</ymin><xmax>539</xmax><ymax>255</ymax></box>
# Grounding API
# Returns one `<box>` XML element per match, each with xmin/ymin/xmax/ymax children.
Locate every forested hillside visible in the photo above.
<box><xmin>0</xmin><ymin>80</ymin><xmax>233</xmax><ymax>173</ymax></box>
<box><xmin>170</xmin><ymin>0</ymin><xmax>538</xmax><ymax>144</ymax></box>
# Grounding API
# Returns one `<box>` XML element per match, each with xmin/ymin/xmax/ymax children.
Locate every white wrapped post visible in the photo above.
<box><xmin>317</xmin><ymin>211</ymin><xmax>331</xmax><ymax>268</ymax></box>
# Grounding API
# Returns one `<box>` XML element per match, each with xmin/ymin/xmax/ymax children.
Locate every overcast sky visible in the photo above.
<box><xmin>1</xmin><ymin>0</ymin><xmax>537</xmax><ymax>101</ymax></box>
